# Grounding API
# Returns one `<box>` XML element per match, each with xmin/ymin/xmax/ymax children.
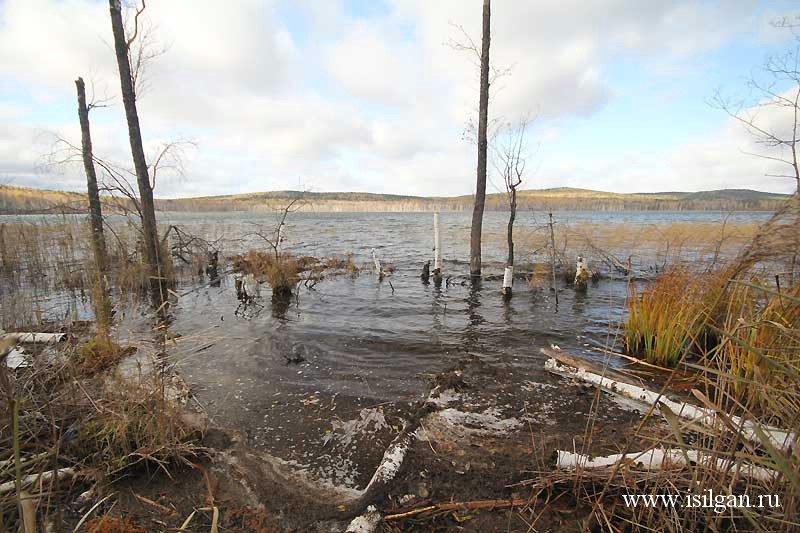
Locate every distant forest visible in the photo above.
<box><xmin>0</xmin><ymin>184</ymin><xmax>790</xmax><ymax>215</ymax></box>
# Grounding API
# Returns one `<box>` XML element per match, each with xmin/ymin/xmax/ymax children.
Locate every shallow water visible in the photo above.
<box><xmin>162</xmin><ymin>210</ymin><xmax>768</xmax><ymax>442</ymax></box>
<box><xmin>4</xmin><ymin>209</ymin><xmax>772</xmax><ymax>487</ymax></box>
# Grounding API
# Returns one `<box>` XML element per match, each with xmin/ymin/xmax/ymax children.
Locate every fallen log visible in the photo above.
<box><xmin>556</xmin><ymin>448</ymin><xmax>780</xmax><ymax>482</ymax></box>
<box><xmin>0</xmin><ymin>467</ymin><xmax>76</xmax><ymax>495</ymax></box>
<box><xmin>2</xmin><ymin>332</ymin><xmax>66</xmax><ymax>344</ymax></box>
<box><xmin>543</xmin><ymin>347</ymin><xmax>795</xmax><ymax>451</ymax></box>
<box><xmin>339</xmin><ymin>400</ymin><xmax>436</xmax><ymax>517</ymax></box>
<box><xmin>541</xmin><ymin>346</ymin><xmax>641</xmax><ymax>387</ymax></box>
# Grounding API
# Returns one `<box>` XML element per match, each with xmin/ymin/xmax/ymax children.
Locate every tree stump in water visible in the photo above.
<box><xmin>574</xmin><ymin>256</ymin><xmax>589</xmax><ymax>292</ymax></box>
<box><xmin>421</xmin><ymin>260</ymin><xmax>431</xmax><ymax>284</ymax></box>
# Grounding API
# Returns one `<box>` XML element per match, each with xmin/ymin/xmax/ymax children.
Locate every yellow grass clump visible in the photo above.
<box><xmin>624</xmin><ymin>268</ymin><xmax>728</xmax><ymax>366</ymax></box>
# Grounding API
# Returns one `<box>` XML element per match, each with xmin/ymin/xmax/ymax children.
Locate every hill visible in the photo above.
<box><xmin>0</xmin><ymin>184</ymin><xmax>790</xmax><ymax>215</ymax></box>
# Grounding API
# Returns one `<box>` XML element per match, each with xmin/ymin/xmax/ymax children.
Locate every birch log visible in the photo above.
<box><xmin>2</xmin><ymin>333</ymin><xmax>65</xmax><ymax>344</ymax></box>
<box><xmin>556</xmin><ymin>448</ymin><xmax>779</xmax><ymax>482</ymax></box>
<box><xmin>543</xmin><ymin>350</ymin><xmax>795</xmax><ymax>451</ymax></box>
<box><xmin>346</xmin><ymin>505</ymin><xmax>382</xmax><ymax>532</ymax></box>
<box><xmin>0</xmin><ymin>468</ymin><xmax>76</xmax><ymax>495</ymax></box>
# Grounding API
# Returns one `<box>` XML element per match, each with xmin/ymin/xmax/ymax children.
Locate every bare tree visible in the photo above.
<box><xmin>493</xmin><ymin>119</ymin><xmax>531</xmax><ymax>299</ymax></box>
<box><xmin>75</xmin><ymin>76</ymin><xmax>112</xmax><ymax>334</ymax></box>
<box><xmin>246</xmin><ymin>196</ymin><xmax>306</xmax><ymax>261</ymax></box>
<box><xmin>108</xmin><ymin>0</ymin><xmax>165</xmax><ymax>311</ymax></box>
<box><xmin>469</xmin><ymin>0</ymin><xmax>491</xmax><ymax>279</ymax></box>
<box><xmin>712</xmin><ymin>21</ymin><xmax>800</xmax><ymax>193</ymax></box>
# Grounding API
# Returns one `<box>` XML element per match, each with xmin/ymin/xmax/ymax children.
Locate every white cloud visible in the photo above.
<box><xmin>0</xmin><ymin>0</ymin><xmax>795</xmax><ymax>198</ymax></box>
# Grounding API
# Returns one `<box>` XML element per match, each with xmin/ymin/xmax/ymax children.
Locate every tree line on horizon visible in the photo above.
<box><xmin>0</xmin><ymin>184</ymin><xmax>788</xmax><ymax>215</ymax></box>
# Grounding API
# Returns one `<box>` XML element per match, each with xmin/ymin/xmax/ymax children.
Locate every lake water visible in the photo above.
<box><xmin>2</xmin><ymin>208</ymin><xmax>773</xmax><ymax>488</ymax></box>
<box><xmin>155</xmin><ymin>210</ymin><xmax>768</xmax><ymax>453</ymax></box>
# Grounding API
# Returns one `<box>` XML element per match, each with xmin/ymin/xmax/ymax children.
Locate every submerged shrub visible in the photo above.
<box><xmin>232</xmin><ymin>250</ymin><xmax>302</xmax><ymax>296</ymax></box>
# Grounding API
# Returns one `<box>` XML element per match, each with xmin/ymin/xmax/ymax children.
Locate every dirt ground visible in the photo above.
<box><xmin>76</xmin><ymin>351</ymin><xmax>653</xmax><ymax>532</ymax></box>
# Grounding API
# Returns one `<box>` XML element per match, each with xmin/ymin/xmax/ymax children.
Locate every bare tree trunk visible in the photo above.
<box><xmin>506</xmin><ymin>190</ymin><xmax>516</xmax><ymax>268</ymax></box>
<box><xmin>108</xmin><ymin>0</ymin><xmax>165</xmax><ymax>311</ymax></box>
<box><xmin>76</xmin><ymin>76</ymin><xmax>111</xmax><ymax>334</ymax></box>
<box><xmin>501</xmin><ymin>189</ymin><xmax>515</xmax><ymax>300</ymax></box>
<box><xmin>469</xmin><ymin>0</ymin><xmax>491</xmax><ymax>279</ymax></box>
<box><xmin>548</xmin><ymin>212</ymin><xmax>558</xmax><ymax>307</ymax></box>
<box><xmin>75</xmin><ymin>78</ymin><xmax>108</xmax><ymax>273</ymax></box>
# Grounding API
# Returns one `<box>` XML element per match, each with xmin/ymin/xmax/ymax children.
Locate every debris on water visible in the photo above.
<box><xmin>323</xmin><ymin>408</ymin><xmax>389</xmax><ymax>447</ymax></box>
<box><xmin>285</xmin><ymin>344</ymin><xmax>306</xmax><ymax>364</ymax></box>
<box><xmin>418</xmin><ymin>407</ymin><xmax>522</xmax><ymax>439</ymax></box>
<box><xmin>427</xmin><ymin>388</ymin><xmax>462</xmax><ymax>407</ymax></box>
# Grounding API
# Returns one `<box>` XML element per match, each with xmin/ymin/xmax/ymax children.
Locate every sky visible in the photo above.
<box><xmin>0</xmin><ymin>0</ymin><xmax>799</xmax><ymax>198</ymax></box>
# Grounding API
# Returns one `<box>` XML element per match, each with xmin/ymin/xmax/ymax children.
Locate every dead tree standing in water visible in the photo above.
<box><xmin>108</xmin><ymin>0</ymin><xmax>166</xmax><ymax>311</ymax></box>
<box><xmin>495</xmin><ymin>120</ymin><xmax>530</xmax><ymax>300</ymax></box>
<box><xmin>75</xmin><ymin>77</ymin><xmax>111</xmax><ymax>334</ymax></box>
<box><xmin>469</xmin><ymin>0</ymin><xmax>491</xmax><ymax>279</ymax></box>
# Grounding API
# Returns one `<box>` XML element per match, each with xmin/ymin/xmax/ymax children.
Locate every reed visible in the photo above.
<box><xmin>623</xmin><ymin>268</ymin><xmax>727</xmax><ymax>366</ymax></box>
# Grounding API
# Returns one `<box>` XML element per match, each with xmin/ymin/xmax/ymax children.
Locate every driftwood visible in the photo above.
<box><xmin>0</xmin><ymin>467</ymin><xmax>76</xmax><ymax>495</ymax></box>
<box><xmin>346</xmin><ymin>505</ymin><xmax>382</xmax><ymax>532</ymax></box>
<box><xmin>556</xmin><ymin>448</ymin><xmax>780</xmax><ymax>482</ymax></box>
<box><xmin>574</xmin><ymin>256</ymin><xmax>589</xmax><ymax>291</ymax></box>
<box><xmin>384</xmin><ymin>498</ymin><xmax>529</xmax><ymax>521</ymax></box>
<box><xmin>543</xmin><ymin>347</ymin><xmax>795</xmax><ymax>451</ymax></box>
<box><xmin>541</xmin><ymin>346</ymin><xmax>641</xmax><ymax>387</ymax></box>
<box><xmin>339</xmin><ymin>401</ymin><xmax>437</xmax><ymax>518</ymax></box>
<box><xmin>2</xmin><ymin>332</ymin><xmax>65</xmax><ymax>344</ymax></box>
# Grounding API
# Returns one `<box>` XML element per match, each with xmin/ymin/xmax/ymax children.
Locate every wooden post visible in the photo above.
<box><xmin>433</xmin><ymin>213</ymin><xmax>442</xmax><ymax>286</ymax></box>
<box><xmin>548</xmin><ymin>212</ymin><xmax>558</xmax><ymax>306</ymax></box>
<box><xmin>501</xmin><ymin>266</ymin><xmax>513</xmax><ymax>300</ymax></box>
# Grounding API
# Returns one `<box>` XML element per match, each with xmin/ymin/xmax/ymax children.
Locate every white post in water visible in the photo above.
<box><xmin>372</xmin><ymin>248</ymin><xmax>384</xmax><ymax>280</ymax></box>
<box><xmin>433</xmin><ymin>212</ymin><xmax>441</xmax><ymax>271</ymax></box>
<box><xmin>502</xmin><ymin>265</ymin><xmax>513</xmax><ymax>299</ymax></box>
<box><xmin>432</xmin><ymin>212</ymin><xmax>443</xmax><ymax>286</ymax></box>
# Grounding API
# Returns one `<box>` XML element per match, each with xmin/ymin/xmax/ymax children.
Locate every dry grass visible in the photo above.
<box><xmin>84</xmin><ymin>516</ymin><xmax>147</xmax><ymax>533</ymax></box>
<box><xmin>232</xmin><ymin>250</ymin><xmax>303</xmax><ymax>296</ymax></box>
<box><xmin>540</xmin><ymin>198</ymin><xmax>800</xmax><ymax>532</ymax></box>
<box><xmin>77</xmin><ymin>334</ymin><xmax>135</xmax><ymax>374</ymax></box>
<box><xmin>624</xmin><ymin>268</ymin><xmax>729</xmax><ymax>366</ymax></box>
<box><xmin>232</xmin><ymin>250</ymin><xmax>363</xmax><ymax>297</ymax></box>
<box><xmin>0</xmin><ymin>341</ymin><xmax>205</xmax><ymax>531</ymax></box>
